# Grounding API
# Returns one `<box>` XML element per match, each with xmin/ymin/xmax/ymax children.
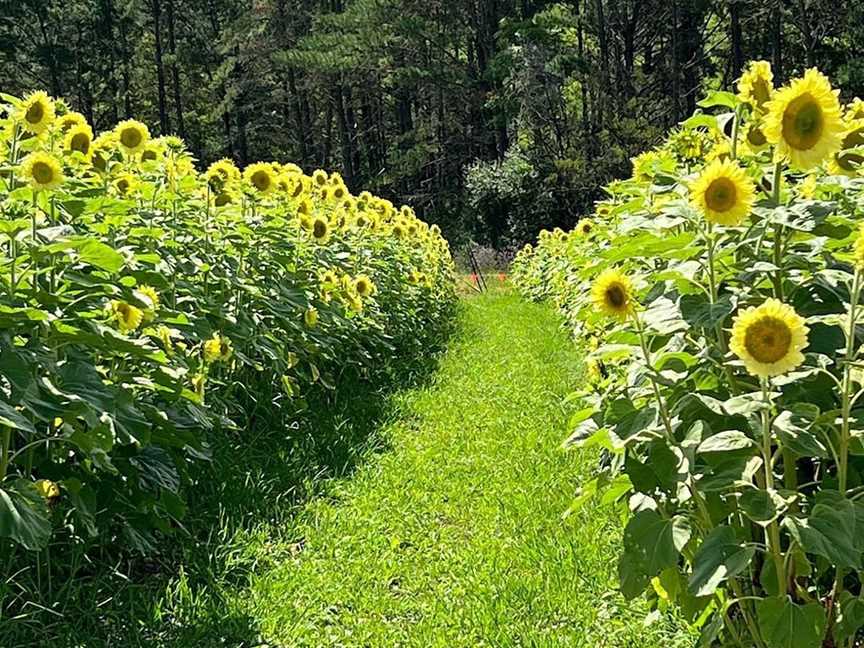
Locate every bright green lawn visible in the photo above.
<box><xmin>247</xmin><ymin>292</ymin><xmax>691</xmax><ymax>647</ymax></box>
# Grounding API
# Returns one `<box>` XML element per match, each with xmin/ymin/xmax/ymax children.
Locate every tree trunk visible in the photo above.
<box><xmin>166</xmin><ymin>0</ymin><xmax>185</xmax><ymax>138</ymax></box>
<box><xmin>730</xmin><ymin>0</ymin><xmax>744</xmax><ymax>77</ymax></box>
<box><xmin>151</xmin><ymin>0</ymin><xmax>170</xmax><ymax>134</ymax></box>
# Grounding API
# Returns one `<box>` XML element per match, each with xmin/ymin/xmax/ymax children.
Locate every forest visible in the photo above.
<box><xmin>2</xmin><ymin>0</ymin><xmax>862</xmax><ymax>246</ymax></box>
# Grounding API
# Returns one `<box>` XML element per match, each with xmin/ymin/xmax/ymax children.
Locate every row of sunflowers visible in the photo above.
<box><xmin>0</xmin><ymin>90</ymin><xmax>455</xmax><ymax>554</ymax></box>
<box><xmin>513</xmin><ymin>63</ymin><xmax>864</xmax><ymax>647</ymax></box>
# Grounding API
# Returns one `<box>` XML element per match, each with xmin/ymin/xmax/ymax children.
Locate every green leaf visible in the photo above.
<box><xmin>784</xmin><ymin>495</ymin><xmax>860</xmax><ymax>569</ymax></box>
<box><xmin>773</xmin><ymin>409</ymin><xmax>828</xmax><ymax>458</ymax></box>
<box><xmin>835</xmin><ymin>592</ymin><xmax>864</xmax><ymax>645</ymax></box>
<box><xmin>624</xmin><ymin>510</ymin><xmax>691</xmax><ymax>576</ymax></box>
<box><xmin>0</xmin><ymin>400</ymin><xmax>36</xmax><ymax>434</ymax></box>
<box><xmin>756</xmin><ymin>596</ymin><xmax>826</xmax><ymax>648</ymax></box>
<box><xmin>697</xmin><ymin>430</ymin><xmax>755</xmax><ymax>453</ymax></box>
<box><xmin>0</xmin><ymin>481</ymin><xmax>51</xmax><ymax>550</ymax></box>
<box><xmin>618</xmin><ymin>550</ymin><xmax>650</xmax><ymax>600</ymax></box>
<box><xmin>738</xmin><ymin>487</ymin><xmax>784</xmax><ymax>526</ymax></box>
<box><xmin>688</xmin><ymin>525</ymin><xmax>755</xmax><ymax>596</ymax></box>
<box><xmin>697</xmin><ymin>91</ymin><xmax>738</xmax><ymax>109</ymax></box>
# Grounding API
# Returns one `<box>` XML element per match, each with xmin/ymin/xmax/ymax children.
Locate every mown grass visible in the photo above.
<box><xmin>2</xmin><ymin>291</ymin><xmax>693</xmax><ymax>646</ymax></box>
<box><xmin>247</xmin><ymin>291</ymin><xmax>693</xmax><ymax>647</ymax></box>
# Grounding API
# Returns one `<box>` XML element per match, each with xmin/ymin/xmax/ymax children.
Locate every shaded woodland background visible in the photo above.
<box><xmin>1</xmin><ymin>0</ymin><xmax>863</xmax><ymax>247</ymax></box>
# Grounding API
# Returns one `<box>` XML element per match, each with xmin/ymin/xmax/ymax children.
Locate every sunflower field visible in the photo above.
<box><xmin>0</xmin><ymin>89</ymin><xmax>455</xmax><ymax>559</ymax></box>
<box><xmin>513</xmin><ymin>62</ymin><xmax>864</xmax><ymax>647</ymax></box>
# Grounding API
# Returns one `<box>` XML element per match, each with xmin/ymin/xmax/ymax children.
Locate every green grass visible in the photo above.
<box><xmin>2</xmin><ymin>291</ymin><xmax>694</xmax><ymax>646</ymax></box>
<box><xmin>246</xmin><ymin>291</ymin><xmax>691</xmax><ymax>647</ymax></box>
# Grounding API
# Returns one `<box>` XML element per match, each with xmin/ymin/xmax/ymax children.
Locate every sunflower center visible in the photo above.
<box><xmin>251</xmin><ymin>170</ymin><xmax>271</xmax><ymax>191</ymax></box>
<box><xmin>31</xmin><ymin>161</ymin><xmax>55</xmax><ymax>185</ymax></box>
<box><xmin>25</xmin><ymin>102</ymin><xmax>45</xmax><ymax>124</ymax></box>
<box><xmin>605</xmin><ymin>284</ymin><xmax>626</xmax><ymax>309</ymax></box>
<box><xmin>782</xmin><ymin>94</ymin><xmax>824</xmax><ymax>151</ymax></box>
<box><xmin>705</xmin><ymin>177</ymin><xmax>738</xmax><ymax>213</ymax></box>
<box><xmin>743</xmin><ymin>316</ymin><xmax>792</xmax><ymax>364</ymax></box>
<box><xmin>120</xmin><ymin>127</ymin><xmax>143</xmax><ymax>150</ymax></box>
<box><xmin>747</xmin><ymin>126</ymin><xmax>767</xmax><ymax>147</ymax></box>
<box><xmin>313</xmin><ymin>219</ymin><xmax>328</xmax><ymax>239</ymax></box>
<box><xmin>752</xmin><ymin>79</ymin><xmax>771</xmax><ymax>107</ymax></box>
<box><xmin>70</xmin><ymin>133</ymin><xmax>90</xmax><ymax>154</ymax></box>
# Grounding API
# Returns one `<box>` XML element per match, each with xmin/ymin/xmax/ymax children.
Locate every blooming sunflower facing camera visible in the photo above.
<box><xmin>736</xmin><ymin>60</ymin><xmax>773</xmax><ymax>111</ymax></box>
<box><xmin>763</xmin><ymin>68</ymin><xmax>844</xmax><ymax>170</ymax></box>
<box><xmin>20</xmin><ymin>152</ymin><xmax>64</xmax><ymax>191</ymax></box>
<box><xmin>311</xmin><ymin>216</ymin><xmax>331</xmax><ymax>243</ymax></box>
<box><xmin>354</xmin><ymin>274</ymin><xmax>376</xmax><ymax>298</ymax></box>
<box><xmin>244</xmin><ymin>162</ymin><xmax>276</xmax><ymax>194</ymax></box>
<box><xmin>16</xmin><ymin>90</ymin><xmax>55</xmax><ymax>134</ymax></box>
<box><xmin>114</xmin><ymin>119</ymin><xmax>150</xmax><ymax>155</ymax></box>
<box><xmin>591</xmin><ymin>269</ymin><xmax>634</xmax><ymax>320</ymax></box>
<box><xmin>64</xmin><ymin>124</ymin><xmax>93</xmax><ymax>159</ymax></box>
<box><xmin>576</xmin><ymin>219</ymin><xmax>594</xmax><ymax>236</ymax></box>
<box><xmin>690</xmin><ymin>158</ymin><xmax>755</xmax><ymax>226</ymax></box>
<box><xmin>730</xmin><ymin>299</ymin><xmax>808</xmax><ymax>378</ymax></box>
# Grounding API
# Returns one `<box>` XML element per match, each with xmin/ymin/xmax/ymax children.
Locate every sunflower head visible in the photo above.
<box><xmin>737</xmin><ymin>60</ymin><xmax>774</xmax><ymax>111</ymax></box>
<box><xmin>741</xmin><ymin>121</ymin><xmax>769</xmax><ymax>154</ymax></box>
<box><xmin>312</xmin><ymin>169</ymin><xmax>328</xmax><ymax>186</ymax></box>
<box><xmin>354</xmin><ymin>274</ymin><xmax>376</xmax><ymax>298</ymax></box>
<box><xmin>304</xmin><ymin>306</ymin><xmax>319</xmax><ymax>328</ymax></box>
<box><xmin>137</xmin><ymin>285</ymin><xmax>160</xmax><ymax>322</ymax></box>
<box><xmin>730</xmin><ymin>298</ymin><xmax>808</xmax><ymax>378</ymax></box>
<box><xmin>20</xmin><ymin>152</ymin><xmax>63</xmax><ymax>191</ymax></box>
<box><xmin>206</xmin><ymin>158</ymin><xmax>240</xmax><ymax>191</ymax></box>
<box><xmin>827</xmin><ymin>122</ymin><xmax>864</xmax><ymax>177</ymax></box>
<box><xmin>244</xmin><ymin>162</ymin><xmax>276</xmax><ymax>194</ymax></box>
<box><xmin>577</xmin><ymin>219</ymin><xmax>594</xmax><ymax>236</ymax></box>
<box><xmin>57</xmin><ymin>111</ymin><xmax>87</xmax><ymax>133</ymax></box>
<box><xmin>35</xmin><ymin>479</ymin><xmax>60</xmax><ymax>500</ymax></box>
<box><xmin>64</xmin><ymin>124</ymin><xmax>94</xmax><ymax>159</ymax></box>
<box><xmin>311</xmin><ymin>216</ymin><xmax>331</xmax><ymax>243</ymax></box>
<box><xmin>763</xmin><ymin>68</ymin><xmax>844</xmax><ymax>170</ymax></box>
<box><xmin>690</xmin><ymin>158</ymin><xmax>756</xmax><ymax>226</ymax></box>
<box><xmin>204</xmin><ymin>333</ymin><xmax>233</xmax><ymax>363</ymax></box>
<box><xmin>114</xmin><ymin>120</ymin><xmax>150</xmax><ymax>154</ymax></box>
<box><xmin>113</xmin><ymin>174</ymin><xmax>138</xmax><ymax>196</ymax></box>
<box><xmin>17</xmin><ymin>91</ymin><xmax>55</xmax><ymax>134</ymax></box>
<box><xmin>111</xmin><ymin>300</ymin><xmax>143</xmax><ymax>333</ymax></box>
<box><xmin>319</xmin><ymin>269</ymin><xmax>339</xmax><ymax>291</ymax></box>
<box><xmin>845</xmin><ymin>98</ymin><xmax>864</xmax><ymax>123</ymax></box>
<box><xmin>591</xmin><ymin>269</ymin><xmax>635</xmax><ymax>320</ymax></box>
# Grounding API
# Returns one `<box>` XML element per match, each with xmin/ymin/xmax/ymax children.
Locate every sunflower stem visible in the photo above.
<box><xmin>633</xmin><ymin>312</ymin><xmax>675</xmax><ymax>440</ymax></box>
<box><xmin>730</xmin><ymin>105</ymin><xmax>741</xmax><ymax>161</ymax></box>
<box><xmin>839</xmin><ymin>267</ymin><xmax>861</xmax><ymax>495</ymax></box>
<box><xmin>760</xmin><ymin>376</ymin><xmax>787</xmax><ymax>596</ymax></box>
<box><xmin>771</xmin><ymin>161</ymin><xmax>784</xmax><ymax>300</ymax></box>
<box><xmin>0</xmin><ymin>426</ymin><xmax>12</xmax><ymax>482</ymax></box>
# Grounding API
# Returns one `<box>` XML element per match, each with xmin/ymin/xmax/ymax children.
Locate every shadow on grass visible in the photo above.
<box><xmin>0</xmin><ymin>314</ymin><xmax>460</xmax><ymax>647</ymax></box>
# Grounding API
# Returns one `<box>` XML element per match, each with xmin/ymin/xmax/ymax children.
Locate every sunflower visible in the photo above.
<box><xmin>244</xmin><ymin>162</ymin><xmax>276</xmax><ymax>194</ymax></box>
<box><xmin>631</xmin><ymin>150</ymin><xmax>660</xmax><ymax>182</ymax></box>
<box><xmin>304</xmin><ymin>306</ymin><xmax>319</xmax><ymax>328</ymax></box>
<box><xmin>35</xmin><ymin>479</ymin><xmax>60</xmax><ymax>500</ymax></box>
<box><xmin>354</xmin><ymin>274</ymin><xmax>376</xmax><ymax>298</ymax></box>
<box><xmin>20</xmin><ymin>152</ymin><xmax>63</xmax><ymax>191</ymax></box>
<box><xmin>690</xmin><ymin>158</ymin><xmax>756</xmax><ymax>226</ymax></box>
<box><xmin>346</xmin><ymin>294</ymin><xmax>364</xmax><ymax>314</ymax></box>
<box><xmin>312</xmin><ymin>169</ymin><xmax>328</xmax><ymax>186</ymax></box>
<box><xmin>332</xmin><ymin>184</ymin><xmax>347</xmax><ymax>201</ymax></box>
<box><xmin>392</xmin><ymin>223</ymin><xmax>406</xmax><ymax>239</ymax></box>
<box><xmin>203</xmin><ymin>333</ymin><xmax>233</xmax><ymax>363</ymax></box>
<box><xmin>319</xmin><ymin>269</ymin><xmax>338</xmax><ymax>291</ymax></box>
<box><xmin>736</xmin><ymin>60</ymin><xmax>774</xmax><ymax>111</ymax></box>
<box><xmin>16</xmin><ymin>91</ymin><xmax>55</xmax><ymax>134</ymax></box>
<box><xmin>741</xmin><ymin>121</ymin><xmax>769</xmax><ymax>154</ymax></box>
<box><xmin>90</xmin><ymin>133</ymin><xmax>115</xmax><ymax>172</ymax></box>
<box><xmin>113</xmin><ymin>174</ymin><xmax>138</xmax><ymax>196</ymax></box>
<box><xmin>206</xmin><ymin>158</ymin><xmax>240</xmax><ymax>191</ymax></box>
<box><xmin>730</xmin><ymin>299</ymin><xmax>808</xmax><ymax>378</ymax></box>
<box><xmin>576</xmin><ymin>219</ymin><xmax>594</xmax><ymax>236</ymax></box>
<box><xmin>845</xmin><ymin>98</ymin><xmax>864</xmax><ymax>123</ymax></box>
<box><xmin>763</xmin><ymin>68</ymin><xmax>844</xmax><ymax>170</ymax></box>
<box><xmin>111</xmin><ymin>300</ymin><xmax>143</xmax><ymax>333</ymax></box>
<box><xmin>114</xmin><ymin>120</ymin><xmax>150</xmax><ymax>155</ymax></box>
<box><xmin>591</xmin><ymin>269</ymin><xmax>634</xmax><ymax>320</ymax></box>
<box><xmin>213</xmin><ymin>190</ymin><xmax>236</xmax><ymax>207</ymax></box>
<box><xmin>798</xmin><ymin>174</ymin><xmax>818</xmax><ymax>199</ymax></box>
<box><xmin>137</xmin><ymin>285</ymin><xmax>160</xmax><ymax>322</ymax></box>
<box><xmin>57</xmin><ymin>111</ymin><xmax>86</xmax><ymax>133</ymax></box>
<box><xmin>827</xmin><ymin>122</ymin><xmax>864</xmax><ymax>177</ymax></box>
<box><xmin>311</xmin><ymin>216</ymin><xmax>331</xmax><ymax>243</ymax></box>
<box><xmin>64</xmin><ymin>124</ymin><xmax>93</xmax><ymax>159</ymax></box>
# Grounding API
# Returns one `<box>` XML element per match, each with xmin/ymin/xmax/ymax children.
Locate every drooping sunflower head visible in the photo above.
<box><xmin>243</xmin><ymin>162</ymin><xmax>276</xmax><ymax>195</ymax></box>
<box><xmin>112</xmin><ymin>173</ymin><xmax>139</xmax><ymax>197</ymax></box>
<box><xmin>631</xmin><ymin>150</ymin><xmax>660</xmax><ymax>182</ymax></box>
<box><xmin>354</xmin><ymin>274</ymin><xmax>376</xmax><ymax>298</ymax></box>
<box><xmin>16</xmin><ymin>91</ymin><xmax>55</xmax><ymax>134</ymax></box>
<box><xmin>590</xmin><ymin>268</ymin><xmax>635</xmax><ymax>320</ymax></box>
<box><xmin>763</xmin><ymin>68</ymin><xmax>844</xmax><ymax>170</ymax></box>
<box><xmin>114</xmin><ymin>119</ymin><xmax>150</xmax><ymax>154</ymax></box>
<box><xmin>690</xmin><ymin>158</ymin><xmax>756</xmax><ymax>226</ymax></box>
<box><xmin>57</xmin><ymin>111</ymin><xmax>87</xmax><ymax>133</ymax></box>
<box><xmin>730</xmin><ymin>298</ymin><xmax>808</xmax><ymax>378</ymax></box>
<box><xmin>311</xmin><ymin>216</ymin><xmax>331</xmax><ymax>243</ymax></box>
<box><xmin>64</xmin><ymin>124</ymin><xmax>94</xmax><ymax>160</ymax></box>
<box><xmin>827</xmin><ymin>122</ymin><xmax>864</xmax><ymax>177</ymax></box>
<box><xmin>90</xmin><ymin>133</ymin><xmax>116</xmax><ymax>173</ymax></box>
<box><xmin>736</xmin><ymin>60</ymin><xmax>774</xmax><ymax>111</ymax></box>
<box><xmin>111</xmin><ymin>300</ymin><xmax>143</xmax><ymax>334</ymax></box>
<box><xmin>20</xmin><ymin>152</ymin><xmax>64</xmax><ymax>191</ymax></box>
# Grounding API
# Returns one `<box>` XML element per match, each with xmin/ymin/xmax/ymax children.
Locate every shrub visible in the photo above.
<box><xmin>0</xmin><ymin>90</ymin><xmax>455</xmax><ymax>555</ymax></box>
<box><xmin>514</xmin><ymin>63</ymin><xmax>864</xmax><ymax>647</ymax></box>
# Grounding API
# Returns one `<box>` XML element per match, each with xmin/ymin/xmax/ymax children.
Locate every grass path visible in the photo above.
<box><xmin>247</xmin><ymin>292</ymin><xmax>691</xmax><ymax>647</ymax></box>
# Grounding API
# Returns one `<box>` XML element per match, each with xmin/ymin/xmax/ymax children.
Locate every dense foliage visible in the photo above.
<box><xmin>0</xmin><ymin>88</ymin><xmax>455</xmax><ymax>562</ymax></box>
<box><xmin>2</xmin><ymin>1</ymin><xmax>862</xmax><ymax>245</ymax></box>
<box><xmin>513</xmin><ymin>62</ymin><xmax>864</xmax><ymax>646</ymax></box>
